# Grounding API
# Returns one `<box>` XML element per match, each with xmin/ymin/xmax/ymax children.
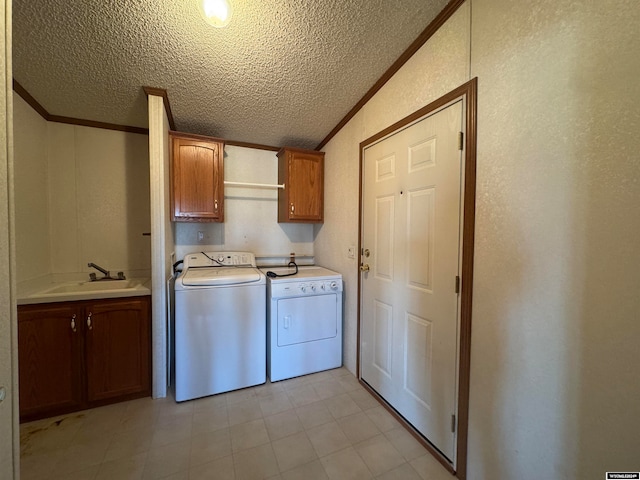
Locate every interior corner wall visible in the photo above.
<box><xmin>316</xmin><ymin>0</ymin><xmax>640</xmax><ymax>478</ymax></box>
<box><xmin>148</xmin><ymin>94</ymin><xmax>172</xmax><ymax>398</ymax></box>
<box><xmin>12</xmin><ymin>92</ymin><xmax>49</xmax><ymax>284</ymax></box>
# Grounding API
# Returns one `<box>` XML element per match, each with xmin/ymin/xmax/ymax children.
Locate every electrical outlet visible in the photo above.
<box><xmin>197</xmin><ymin>231</ymin><xmax>205</xmax><ymax>243</ymax></box>
<box><xmin>348</xmin><ymin>246</ymin><xmax>356</xmax><ymax>259</ymax></box>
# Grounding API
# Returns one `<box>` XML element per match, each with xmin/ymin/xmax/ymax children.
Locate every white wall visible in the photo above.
<box><xmin>174</xmin><ymin>145</ymin><xmax>314</xmax><ymax>262</ymax></box>
<box><xmin>13</xmin><ymin>94</ymin><xmax>49</xmax><ymax>283</ymax></box>
<box><xmin>47</xmin><ymin>124</ymin><xmax>150</xmax><ymax>278</ymax></box>
<box><xmin>13</xmin><ymin>98</ymin><xmax>151</xmax><ymax>287</ymax></box>
<box><xmin>315</xmin><ymin>0</ymin><xmax>640</xmax><ymax>478</ymax></box>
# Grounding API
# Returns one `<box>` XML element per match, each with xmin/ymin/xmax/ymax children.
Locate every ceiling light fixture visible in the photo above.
<box><xmin>198</xmin><ymin>0</ymin><xmax>233</xmax><ymax>28</ymax></box>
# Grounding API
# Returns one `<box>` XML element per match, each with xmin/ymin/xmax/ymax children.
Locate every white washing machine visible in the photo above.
<box><xmin>174</xmin><ymin>251</ymin><xmax>266</xmax><ymax>401</ymax></box>
<box><xmin>263</xmin><ymin>265</ymin><xmax>343</xmax><ymax>382</ymax></box>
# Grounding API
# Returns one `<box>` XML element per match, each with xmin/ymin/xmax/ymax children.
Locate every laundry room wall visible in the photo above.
<box><xmin>174</xmin><ymin>145</ymin><xmax>315</xmax><ymax>262</ymax></box>
<box><xmin>315</xmin><ymin>0</ymin><xmax>640</xmax><ymax>479</ymax></box>
<box><xmin>13</xmin><ymin>93</ymin><xmax>151</xmax><ymax>290</ymax></box>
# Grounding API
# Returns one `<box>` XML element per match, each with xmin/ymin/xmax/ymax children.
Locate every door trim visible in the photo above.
<box><xmin>357</xmin><ymin>78</ymin><xmax>477</xmax><ymax>480</ymax></box>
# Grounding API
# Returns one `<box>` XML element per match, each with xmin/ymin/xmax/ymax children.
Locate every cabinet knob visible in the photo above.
<box><xmin>87</xmin><ymin>312</ymin><xmax>93</xmax><ymax>330</ymax></box>
<box><xmin>290</xmin><ymin>203</ymin><xmax>295</xmax><ymax>213</ymax></box>
<box><xmin>70</xmin><ymin>314</ymin><xmax>77</xmax><ymax>332</ymax></box>
<box><xmin>214</xmin><ymin>199</ymin><xmax>218</xmax><ymax>210</ymax></box>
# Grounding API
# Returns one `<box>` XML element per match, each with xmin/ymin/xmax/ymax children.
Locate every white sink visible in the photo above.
<box><xmin>18</xmin><ymin>278</ymin><xmax>151</xmax><ymax>305</ymax></box>
<box><xmin>42</xmin><ymin>280</ymin><xmax>138</xmax><ymax>294</ymax></box>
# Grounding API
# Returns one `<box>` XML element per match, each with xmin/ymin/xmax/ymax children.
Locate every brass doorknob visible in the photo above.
<box><xmin>360</xmin><ymin>264</ymin><xmax>370</xmax><ymax>272</ymax></box>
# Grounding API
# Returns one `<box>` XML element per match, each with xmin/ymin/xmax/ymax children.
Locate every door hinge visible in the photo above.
<box><xmin>458</xmin><ymin>132</ymin><xmax>464</xmax><ymax>151</ymax></box>
<box><xmin>451</xmin><ymin>414</ymin><xmax>456</xmax><ymax>432</ymax></box>
<box><xmin>455</xmin><ymin>275</ymin><xmax>460</xmax><ymax>294</ymax></box>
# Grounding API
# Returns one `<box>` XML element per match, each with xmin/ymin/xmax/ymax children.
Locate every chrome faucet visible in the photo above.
<box><xmin>88</xmin><ymin>263</ymin><xmax>126</xmax><ymax>281</ymax></box>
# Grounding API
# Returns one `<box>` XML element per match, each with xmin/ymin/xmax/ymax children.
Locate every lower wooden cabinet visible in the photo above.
<box><xmin>18</xmin><ymin>296</ymin><xmax>151</xmax><ymax>422</ymax></box>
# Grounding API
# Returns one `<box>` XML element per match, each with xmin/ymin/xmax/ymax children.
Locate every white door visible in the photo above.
<box><xmin>360</xmin><ymin>101</ymin><xmax>463</xmax><ymax>461</ymax></box>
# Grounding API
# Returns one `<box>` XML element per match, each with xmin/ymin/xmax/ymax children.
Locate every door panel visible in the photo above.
<box><xmin>361</xmin><ymin>101</ymin><xmax>463</xmax><ymax>460</ymax></box>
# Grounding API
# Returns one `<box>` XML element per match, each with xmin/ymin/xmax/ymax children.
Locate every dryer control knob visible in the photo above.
<box><xmin>299</xmin><ymin>285</ymin><xmax>306</xmax><ymax>293</ymax></box>
<box><xmin>329</xmin><ymin>281</ymin><xmax>338</xmax><ymax>290</ymax></box>
<box><xmin>310</xmin><ymin>284</ymin><xmax>316</xmax><ymax>292</ymax></box>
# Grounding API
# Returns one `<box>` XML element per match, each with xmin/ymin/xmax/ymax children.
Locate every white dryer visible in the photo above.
<box><xmin>174</xmin><ymin>252</ymin><xmax>266</xmax><ymax>401</ymax></box>
<box><xmin>263</xmin><ymin>265</ymin><xmax>343</xmax><ymax>382</ymax></box>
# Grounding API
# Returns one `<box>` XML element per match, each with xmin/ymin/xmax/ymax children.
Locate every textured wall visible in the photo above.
<box><xmin>45</xmin><ymin>124</ymin><xmax>150</xmax><ymax>278</ymax></box>
<box><xmin>174</xmin><ymin>145</ymin><xmax>315</xmax><ymax>262</ymax></box>
<box><xmin>469</xmin><ymin>0</ymin><xmax>640</xmax><ymax>478</ymax></box>
<box><xmin>317</xmin><ymin>0</ymin><xmax>640</xmax><ymax>477</ymax></box>
<box><xmin>13</xmin><ymin>93</ymin><xmax>50</xmax><ymax>283</ymax></box>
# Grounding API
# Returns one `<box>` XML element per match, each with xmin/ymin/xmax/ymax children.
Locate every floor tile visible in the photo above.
<box><xmin>353</xmin><ymin>434</ymin><xmax>405</xmax><ymax>477</ymax></box>
<box><xmin>95</xmin><ymin>452</ymin><xmax>147</xmax><ymax>480</ymax></box>
<box><xmin>192</xmin><ymin>409</ymin><xmax>229</xmax><ymax>435</ymax></box>
<box><xmin>232</xmin><ymin>443</ymin><xmax>279</xmax><ymax>480</ymax></box>
<box><xmin>339</xmin><ymin>411</ymin><xmax>381</xmax><ymax>444</ymax></box>
<box><xmin>190</xmin><ymin>429</ymin><xmax>232</xmax><ymax>468</ymax></box>
<box><xmin>375</xmin><ymin>462</ymin><xmax>422</xmax><ymax>480</ymax></box>
<box><xmin>143</xmin><ymin>439</ymin><xmax>191</xmax><ymax>480</ymax></box>
<box><xmin>295</xmin><ymin>401</ymin><xmax>334</xmax><ymax>430</ymax></box>
<box><xmin>189</xmin><ymin>454</ymin><xmax>235</xmax><ymax>480</ymax></box>
<box><xmin>409</xmin><ymin>454</ymin><xmax>453</xmax><ymax>480</ymax></box>
<box><xmin>320</xmin><ymin>447</ymin><xmax>373</xmax><ymax>480</ymax></box>
<box><xmin>364</xmin><ymin>407</ymin><xmax>399</xmax><ymax>433</ymax></box>
<box><xmin>280</xmin><ymin>459</ymin><xmax>328</xmax><ymax>480</ymax></box>
<box><xmin>312</xmin><ymin>379</ymin><xmax>346</xmax><ymax>400</ymax></box>
<box><xmin>225</xmin><ymin>388</ymin><xmax>257</xmax><ymax>407</ymax></box>
<box><xmin>50</xmin><ymin>435</ymin><xmax>111</xmax><ymax>477</ymax></box>
<box><xmin>263</xmin><ymin>409</ymin><xmax>304</xmax><ymax>441</ymax></box>
<box><xmin>228</xmin><ymin>398</ymin><xmax>263</xmax><ymax>426</ymax></box>
<box><xmin>285</xmin><ymin>384</ymin><xmax>322</xmax><ymax>408</ymax></box>
<box><xmin>271</xmin><ymin>431</ymin><xmax>317</xmax><ymax>472</ymax></box>
<box><xmin>151</xmin><ymin>417</ymin><xmax>193</xmax><ymax>448</ymax></box>
<box><xmin>18</xmin><ymin>379</ymin><xmax>451</xmax><ymax>480</ymax></box>
<box><xmin>230</xmin><ymin>419</ymin><xmax>270</xmax><ymax>453</ymax></box>
<box><xmin>383</xmin><ymin>427</ymin><xmax>427</xmax><ymax>461</ymax></box>
<box><xmin>348</xmin><ymin>389</ymin><xmax>380</xmax><ymax>411</ymax></box>
<box><xmin>104</xmin><ymin>426</ymin><xmax>154</xmax><ymax>462</ymax></box>
<box><xmin>306</xmin><ymin>421</ymin><xmax>352</xmax><ymax>457</ymax></box>
<box><xmin>324</xmin><ymin>393</ymin><xmax>362</xmax><ymax>419</ymax></box>
<box><xmin>258</xmin><ymin>392</ymin><xmax>293</xmax><ymax>417</ymax></box>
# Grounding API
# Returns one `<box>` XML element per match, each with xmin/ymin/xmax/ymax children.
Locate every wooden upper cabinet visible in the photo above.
<box><xmin>171</xmin><ymin>132</ymin><xmax>224</xmax><ymax>222</ymax></box>
<box><xmin>277</xmin><ymin>147</ymin><xmax>324</xmax><ymax>223</ymax></box>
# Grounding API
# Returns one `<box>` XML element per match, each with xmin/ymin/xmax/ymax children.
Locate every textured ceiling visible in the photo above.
<box><xmin>13</xmin><ymin>0</ymin><xmax>450</xmax><ymax>149</ymax></box>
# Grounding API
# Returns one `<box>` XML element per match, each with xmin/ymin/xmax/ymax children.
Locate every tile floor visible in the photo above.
<box><xmin>20</xmin><ymin>367</ymin><xmax>453</xmax><ymax>480</ymax></box>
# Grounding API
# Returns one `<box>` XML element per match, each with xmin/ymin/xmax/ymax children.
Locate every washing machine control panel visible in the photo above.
<box><xmin>183</xmin><ymin>251</ymin><xmax>257</xmax><ymax>268</ymax></box>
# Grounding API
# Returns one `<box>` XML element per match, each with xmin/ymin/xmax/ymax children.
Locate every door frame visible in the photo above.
<box><xmin>357</xmin><ymin>78</ymin><xmax>477</xmax><ymax>480</ymax></box>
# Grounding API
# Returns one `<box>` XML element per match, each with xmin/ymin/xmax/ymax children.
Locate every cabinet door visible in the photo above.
<box><xmin>172</xmin><ymin>136</ymin><xmax>224</xmax><ymax>222</ymax></box>
<box><xmin>280</xmin><ymin>150</ymin><xmax>324</xmax><ymax>222</ymax></box>
<box><xmin>84</xmin><ymin>297</ymin><xmax>151</xmax><ymax>403</ymax></box>
<box><xmin>18</xmin><ymin>304</ymin><xmax>83</xmax><ymax>421</ymax></box>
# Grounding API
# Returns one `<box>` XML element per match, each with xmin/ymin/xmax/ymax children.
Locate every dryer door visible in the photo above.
<box><xmin>276</xmin><ymin>294</ymin><xmax>338</xmax><ymax>346</ymax></box>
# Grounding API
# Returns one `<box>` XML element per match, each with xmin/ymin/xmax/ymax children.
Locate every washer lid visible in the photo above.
<box><xmin>181</xmin><ymin>267</ymin><xmax>262</xmax><ymax>286</ymax></box>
